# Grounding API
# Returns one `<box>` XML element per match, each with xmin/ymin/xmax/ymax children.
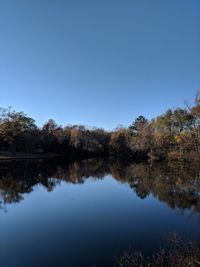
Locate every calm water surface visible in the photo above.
<box><xmin>0</xmin><ymin>159</ymin><xmax>200</xmax><ymax>267</ymax></box>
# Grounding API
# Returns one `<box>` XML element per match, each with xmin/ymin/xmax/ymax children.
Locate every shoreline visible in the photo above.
<box><xmin>0</xmin><ymin>153</ymin><xmax>61</xmax><ymax>160</ymax></box>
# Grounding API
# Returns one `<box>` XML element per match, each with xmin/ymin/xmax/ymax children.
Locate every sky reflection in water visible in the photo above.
<box><xmin>0</xmin><ymin>158</ymin><xmax>200</xmax><ymax>267</ymax></box>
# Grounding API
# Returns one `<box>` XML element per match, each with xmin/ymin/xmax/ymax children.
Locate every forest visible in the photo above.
<box><xmin>0</xmin><ymin>93</ymin><xmax>200</xmax><ymax>161</ymax></box>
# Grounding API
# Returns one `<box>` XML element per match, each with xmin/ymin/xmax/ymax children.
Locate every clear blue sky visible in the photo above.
<box><xmin>0</xmin><ymin>0</ymin><xmax>200</xmax><ymax>129</ymax></box>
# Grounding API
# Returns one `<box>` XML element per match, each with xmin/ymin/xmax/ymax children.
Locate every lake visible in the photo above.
<box><xmin>0</xmin><ymin>158</ymin><xmax>200</xmax><ymax>267</ymax></box>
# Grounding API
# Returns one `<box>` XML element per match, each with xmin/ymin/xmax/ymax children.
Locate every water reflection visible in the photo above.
<box><xmin>0</xmin><ymin>158</ymin><xmax>200</xmax><ymax>214</ymax></box>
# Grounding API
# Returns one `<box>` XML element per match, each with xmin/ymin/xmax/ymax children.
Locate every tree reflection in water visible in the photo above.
<box><xmin>0</xmin><ymin>158</ymin><xmax>200</xmax><ymax>214</ymax></box>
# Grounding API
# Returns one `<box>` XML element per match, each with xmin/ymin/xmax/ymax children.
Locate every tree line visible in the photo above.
<box><xmin>0</xmin><ymin>93</ymin><xmax>200</xmax><ymax>160</ymax></box>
